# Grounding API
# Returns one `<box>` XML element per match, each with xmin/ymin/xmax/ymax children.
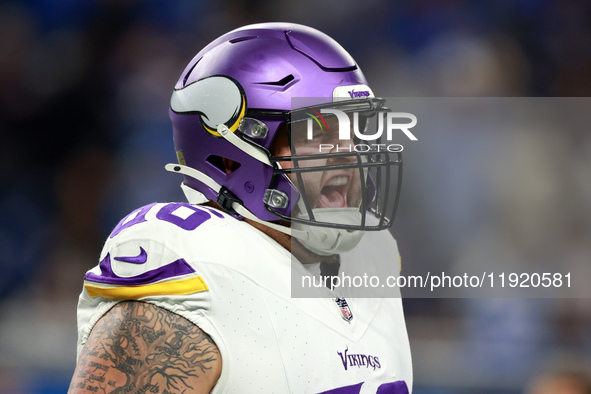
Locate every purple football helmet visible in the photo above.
<box><xmin>167</xmin><ymin>22</ymin><xmax>402</xmax><ymax>255</ymax></box>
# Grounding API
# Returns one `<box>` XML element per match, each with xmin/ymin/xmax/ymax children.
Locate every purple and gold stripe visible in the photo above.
<box><xmin>85</xmin><ymin>275</ymin><xmax>208</xmax><ymax>299</ymax></box>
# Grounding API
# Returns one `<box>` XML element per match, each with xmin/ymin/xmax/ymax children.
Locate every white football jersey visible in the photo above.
<box><xmin>77</xmin><ymin>202</ymin><xmax>413</xmax><ymax>393</ymax></box>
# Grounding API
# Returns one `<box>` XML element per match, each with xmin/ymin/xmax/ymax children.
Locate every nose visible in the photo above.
<box><xmin>324</xmin><ymin>150</ymin><xmax>360</xmax><ymax>177</ymax></box>
<box><xmin>326</xmin><ymin>136</ymin><xmax>358</xmax><ymax>159</ymax></box>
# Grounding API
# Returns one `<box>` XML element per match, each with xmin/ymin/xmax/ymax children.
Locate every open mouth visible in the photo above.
<box><xmin>318</xmin><ymin>175</ymin><xmax>350</xmax><ymax>208</ymax></box>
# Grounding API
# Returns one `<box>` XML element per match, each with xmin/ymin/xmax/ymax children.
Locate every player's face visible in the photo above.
<box><xmin>273</xmin><ymin>116</ymin><xmax>363</xmax><ymax>215</ymax></box>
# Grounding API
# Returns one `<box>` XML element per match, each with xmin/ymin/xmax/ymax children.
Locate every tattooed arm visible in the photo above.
<box><xmin>68</xmin><ymin>301</ymin><xmax>222</xmax><ymax>394</ymax></box>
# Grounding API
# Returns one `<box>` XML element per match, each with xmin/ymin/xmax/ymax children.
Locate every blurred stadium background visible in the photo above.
<box><xmin>1</xmin><ymin>0</ymin><xmax>591</xmax><ymax>392</ymax></box>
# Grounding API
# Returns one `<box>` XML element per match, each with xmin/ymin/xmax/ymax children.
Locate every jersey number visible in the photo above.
<box><xmin>85</xmin><ymin>203</ymin><xmax>219</xmax><ymax>297</ymax></box>
<box><xmin>109</xmin><ymin>203</ymin><xmax>223</xmax><ymax>238</ymax></box>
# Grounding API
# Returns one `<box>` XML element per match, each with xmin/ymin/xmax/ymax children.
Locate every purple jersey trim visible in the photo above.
<box><xmin>84</xmin><ymin>254</ymin><xmax>196</xmax><ymax>286</ymax></box>
<box><xmin>376</xmin><ymin>381</ymin><xmax>409</xmax><ymax>394</ymax></box>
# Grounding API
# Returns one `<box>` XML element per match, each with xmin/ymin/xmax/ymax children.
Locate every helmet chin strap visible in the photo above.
<box><xmin>165</xmin><ymin>124</ymin><xmax>365</xmax><ymax>256</ymax></box>
<box><xmin>166</xmin><ymin>163</ymin><xmax>365</xmax><ymax>256</ymax></box>
<box><xmin>165</xmin><ymin>163</ymin><xmax>307</xmax><ymax>240</ymax></box>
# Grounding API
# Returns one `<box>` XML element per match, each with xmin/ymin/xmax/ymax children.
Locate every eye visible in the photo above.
<box><xmin>321</xmin><ymin>128</ymin><xmax>341</xmax><ymax>141</ymax></box>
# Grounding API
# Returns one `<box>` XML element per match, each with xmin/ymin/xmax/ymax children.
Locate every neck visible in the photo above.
<box><xmin>204</xmin><ymin>200</ymin><xmax>338</xmax><ymax>264</ymax></box>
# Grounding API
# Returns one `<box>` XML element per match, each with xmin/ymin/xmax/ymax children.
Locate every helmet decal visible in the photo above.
<box><xmin>170</xmin><ymin>75</ymin><xmax>247</xmax><ymax>136</ymax></box>
<box><xmin>333</xmin><ymin>84</ymin><xmax>374</xmax><ymax>100</ymax></box>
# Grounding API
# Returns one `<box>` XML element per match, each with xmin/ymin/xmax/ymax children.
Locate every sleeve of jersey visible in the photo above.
<box><xmin>82</xmin><ymin>243</ymin><xmax>208</xmax><ymax>301</ymax></box>
<box><xmin>76</xmin><ymin>202</ymin><xmax>235</xmax><ymax>362</ymax></box>
<box><xmin>82</xmin><ymin>212</ymin><xmax>211</xmax><ymax>300</ymax></box>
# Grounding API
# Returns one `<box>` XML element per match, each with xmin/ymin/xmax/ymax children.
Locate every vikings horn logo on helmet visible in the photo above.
<box><xmin>170</xmin><ymin>75</ymin><xmax>247</xmax><ymax>136</ymax></box>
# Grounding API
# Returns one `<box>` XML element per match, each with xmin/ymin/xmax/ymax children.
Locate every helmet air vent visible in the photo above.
<box><xmin>256</xmin><ymin>74</ymin><xmax>295</xmax><ymax>86</ymax></box>
<box><xmin>206</xmin><ymin>154</ymin><xmax>241</xmax><ymax>175</ymax></box>
<box><xmin>229</xmin><ymin>36</ymin><xmax>258</xmax><ymax>44</ymax></box>
<box><xmin>182</xmin><ymin>58</ymin><xmax>201</xmax><ymax>86</ymax></box>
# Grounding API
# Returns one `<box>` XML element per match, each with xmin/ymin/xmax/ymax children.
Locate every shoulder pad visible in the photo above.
<box><xmin>84</xmin><ymin>202</ymin><xmax>227</xmax><ymax>300</ymax></box>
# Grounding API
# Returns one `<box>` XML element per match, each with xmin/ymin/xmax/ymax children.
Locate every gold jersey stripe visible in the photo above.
<box><xmin>85</xmin><ymin>275</ymin><xmax>209</xmax><ymax>299</ymax></box>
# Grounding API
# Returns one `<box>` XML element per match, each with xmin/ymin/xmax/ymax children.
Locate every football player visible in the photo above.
<box><xmin>69</xmin><ymin>23</ymin><xmax>412</xmax><ymax>394</ymax></box>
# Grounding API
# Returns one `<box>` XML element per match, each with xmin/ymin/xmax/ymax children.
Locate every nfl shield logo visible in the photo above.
<box><xmin>335</xmin><ymin>297</ymin><xmax>353</xmax><ymax>322</ymax></box>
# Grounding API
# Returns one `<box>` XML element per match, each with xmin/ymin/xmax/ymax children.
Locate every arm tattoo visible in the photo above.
<box><xmin>69</xmin><ymin>301</ymin><xmax>221</xmax><ymax>394</ymax></box>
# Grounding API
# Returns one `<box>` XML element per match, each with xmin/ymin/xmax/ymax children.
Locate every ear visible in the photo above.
<box><xmin>221</xmin><ymin>157</ymin><xmax>241</xmax><ymax>174</ymax></box>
